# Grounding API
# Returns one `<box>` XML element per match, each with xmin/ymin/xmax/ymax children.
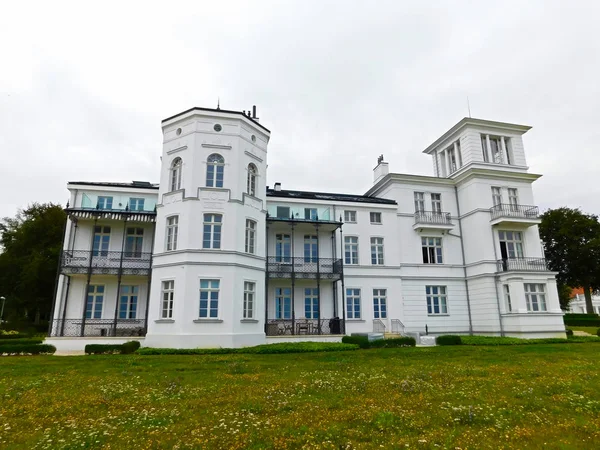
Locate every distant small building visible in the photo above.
<box><xmin>567</xmin><ymin>288</ymin><xmax>600</xmax><ymax>314</ymax></box>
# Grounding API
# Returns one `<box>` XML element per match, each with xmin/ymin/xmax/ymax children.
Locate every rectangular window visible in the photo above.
<box><xmin>504</xmin><ymin>285</ymin><xmax>512</xmax><ymax>312</ymax></box>
<box><xmin>304</xmin><ymin>235</ymin><xmax>318</xmax><ymax>263</ymax></box>
<box><xmin>344</xmin><ymin>210</ymin><xmax>357</xmax><ymax>223</ymax></box>
<box><xmin>276</xmin><ymin>206</ymin><xmax>290</xmax><ymax>219</ymax></box>
<box><xmin>490</xmin><ymin>137</ymin><xmax>503</xmax><ymax>163</ymax></box>
<box><xmin>125</xmin><ymin>227</ymin><xmax>143</xmax><ymax>258</ymax></box>
<box><xmin>275</xmin><ymin>234</ymin><xmax>291</xmax><ymax>263</ymax></box>
<box><xmin>129</xmin><ymin>198</ymin><xmax>145</xmax><ymax>211</ymax></box>
<box><xmin>304</xmin><ymin>208</ymin><xmax>318</xmax><ymax>220</ymax></box>
<box><xmin>161</xmin><ymin>280</ymin><xmax>175</xmax><ymax>319</ymax></box>
<box><xmin>414</xmin><ymin>192</ymin><xmax>425</xmax><ymax>212</ymax></box>
<box><xmin>203</xmin><ymin>214</ymin><xmax>222</xmax><ymax>249</ymax></box>
<box><xmin>524</xmin><ymin>283</ymin><xmax>547</xmax><ymax>312</ymax></box>
<box><xmin>508</xmin><ymin>188</ymin><xmax>519</xmax><ymax>208</ymax></box>
<box><xmin>119</xmin><ymin>285</ymin><xmax>139</xmax><ymax>319</ymax></box>
<box><xmin>86</xmin><ymin>285</ymin><xmax>104</xmax><ymax>319</ymax></box>
<box><xmin>346</xmin><ymin>288</ymin><xmax>361</xmax><ymax>319</ymax></box>
<box><xmin>498</xmin><ymin>231</ymin><xmax>524</xmax><ymax>259</ymax></box>
<box><xmin>97</xmin><ymin>196</ymin><xmax>113</xmax><ymax>209</ymax></box>
<box><xmin>370</xmin><ymin>212</ymin><xmax>382</xmax><ymax>224</ymax></box>
<box><xmin>199</xmin><ymin>279</ymin><xmax>219</xmax><ymax>318</ymax></box>
<box><xmin>275</xmin><ymin>287</ymin><xmax>292</xmax><ymax>319</ymax></box>
<box><xmin>426</xmin><ymin>286</ymin><xmax>448</xmax><ymax>315</ymax></box>
<box><xmin>304</xmin><ymin>288</ymin><xmax>319</xmax><ymax>319</ymax></box>
<box><xmin>344</xmin><ymin>236</ymin><xmax>359</xmax><ymax>265</ymax></box>
<box><xmin>431</xmin><ymin>193</ymin><xmax>442</xmax><ymax>213</ymax></box>
<box><xmin>243</xmin><ymin>281</ymin><xmax>255</xmax><ymax>319</ymax></box>
<box><xmin>245</xmin><ymin>220</ymin><xmax>256</xmax><ymax>254</ymax></box>
<box><xmin>370</xmin><ymin>237</ymin><xmax>384</xmax><ymax>265</ymax></box>
<box><xmin>166</xmin><ymin>216</ymin><xmax>178</xmax><ymax>251</ymax></box>
<box><xmin>481</xmin><ymin>135</ymin><xmax>489</xmax><ymax>162</ymax></box>
<box><xmin>492</xmin><ymin>187</ymin><xmax>502</xmax><ymax>206</ymax></box>
<box><xmin>373</xmin><ymin>289</ymin><xmax>387</xmax><ymax>319</ymax></box>
<box><xmin>422</xmin><ymin>237</ymin><xmax>443</xmax><ymax>264</ymax></box>
<box><xmin>92</xmin><ymin>226</ymin><xmax>111</xmax><ymax>257</ymax></box>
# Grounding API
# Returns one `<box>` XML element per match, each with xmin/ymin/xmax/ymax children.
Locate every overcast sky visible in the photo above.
<box><xmin>1</xmin><ymin>0</ymin><xmax>599</xmax><ymax>219</ymax></box>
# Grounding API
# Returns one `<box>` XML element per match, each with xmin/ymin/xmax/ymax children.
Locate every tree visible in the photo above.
<box><xmin>0</xmin><ymin>203</ymin><xmax>66</xmax><ymax>326</ymax></box>
<box><xmin>539</xmin><ymin>207</ymin><xmax>600</xmax><ymax>314</ymax></box>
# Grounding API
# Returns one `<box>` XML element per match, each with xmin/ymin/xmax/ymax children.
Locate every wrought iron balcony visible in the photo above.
<box><xmin>266</xmin><ymin>257</ymin><xmax>343</xmax><ymax>279</ymax></box>
<box><xmin>490</xmin><ymin>204</ymin><xmax>540</xmax><ymax>222</ymax></box>
<box><xmin>413</xmin><ymin>211</ymin><xmax>453</xmax><ymax>229</ymax></box>
<box><xmin>496</xmin><ymin>257</ymin><xmax>549</xmax><ymax>272</ymax></box>
<box><xmin>49</xmin><ymin>318</ymin><xmax>146</xmax><ymax>337</ymax></box>
<box><xmin>60</xmin><ymin>250</ymin><xmax>152</xmax><ymax>276</ymax></box>
<box><xmin>265</xmin><ymin>318</ymin><xmax>345</xmax><ymax>336</ymax></box>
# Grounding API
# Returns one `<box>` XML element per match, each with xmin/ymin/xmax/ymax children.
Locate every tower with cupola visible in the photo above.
<box><xmin>144</xmin><ymin>106</ymin><xmax>271</xmax><ymax>348</ymax></box>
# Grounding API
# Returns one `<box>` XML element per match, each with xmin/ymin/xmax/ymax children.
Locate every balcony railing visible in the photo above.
<box><xmin>61</xmin><ymin>250</ymin><xmax>152</xmax><ymax>276</ymax></box>
<box><xmin>266</xmin><ymin>205</ymin><xmax>339</xmax><ymax>224</ymax></box>
<box><xmin>265</xmin><ymin>318</ymin><xmax>345</xmax><ymax>336</ymax></box>
<box><xmin>49</xmin><ymin>319</ymin><xmax>146</xmax><ymax>337</ymax></box>
<box><xmin>267</xmin><ymin>257</ymin><xmax>343</xmax><ymax>279</ymax></box>
<box><xmin>496</xmin><ymin>257</ymin><xmax>549</xmax><ymax>272</ymax></box>
<box><xmin>414</xmin><ymin>211</ymin><xmax>453</xmax><ymax>226</ymax></box>
<box><xmin>490</xmin><ymin>204</ymin><xmax>540</xmax><ymax>221</ymax></box>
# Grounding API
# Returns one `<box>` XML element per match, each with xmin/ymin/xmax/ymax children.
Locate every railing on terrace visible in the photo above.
<box><xmin>496</xmin><ymin>257</ymin><xmax>549</xmax><ymax>272</ymax></box>
<box><xmin>490</xmin><ymin>204</ymin><xmax>540</xmax><ymax>220</ymax></box>
<box><xmin>391</xmin><ymin>319</ymin><xmax>406</xmax><ymax>335</ymax></box>
<box><xmin>373</xmin><ymin>319</ymin><xmax>386</xmax><ymax>333</ymax></box>
<box><xmin>266</xmin><ymin>205</ymin><xmax>337</xmax><ymax>223</ymax></box>
<box><xmin>267</xmin><ymin>257</ymin><xmax>343</xmax><ymax>279</ymax></box>
<box><xmin>414</xmin><ymin>211</ymin><xmax>453</xmax><ymax>226</ymax></box>
<box><xmin>61</xmin><ymin>250</ymin><xmax>152</xmax><ymax>276</ymax></box>
<box><xmin>265</xmin><ymin>318</ymin><xmax>345</xmax><ymax>336</ymax></box>
<box><xmin>49</xmin><ymin>319</ymin><xmax>146</xmax><ymax>337</ymax></box>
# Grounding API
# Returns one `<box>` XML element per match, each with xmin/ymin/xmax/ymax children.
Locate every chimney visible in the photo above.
<box><xmin>373</xmin><ymin>155</ymin><xmax>389</xmax><ymax>183</ymax></box>
<box><xmin>274</xmin><ymin>182</ymin><xmax>281</xmax><ymax>192</ymax></box>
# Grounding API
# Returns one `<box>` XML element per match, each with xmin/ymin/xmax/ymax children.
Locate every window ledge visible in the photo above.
<box><xmin>346</xmin><ymin>319</ymin><xmax>365</xmax><ymax>322</ymax></box>
<box><xmin>240</xmin><ymin>319</ymin><xmax>259</xmax><ymax>323</ymax></box>
<box><xmin>427</xmin><ymin>314</ymin><xmax>450</xmax><ymax>317</ymax></box>
<box><xmin>370</xmin><ymin>222</ymin><xmax>383</xmax><ymax>225</ymax></box>
<box><xmin>193</xmin><ymin>319</ymin><xmax>223</xmax><ymax>323</ymax></box>
<box><xmin>154</xmin><ymin>319</ymin><xmax>175</xmax><ymax>323</ymax></box>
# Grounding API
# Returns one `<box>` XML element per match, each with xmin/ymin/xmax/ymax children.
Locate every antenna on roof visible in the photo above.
<box><xmin>467</xmin><ymin>96</ymin><xmax>472</xmax><ymax>118</ymax></box>
<box><xmin>217</xmin><ymin>97</ymin><xmax>220</xmax><ymax>110</ymax></box>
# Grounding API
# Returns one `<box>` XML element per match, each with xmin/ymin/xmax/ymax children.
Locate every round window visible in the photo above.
<box><xmin>214</xmin><ymin>124</ymin><xmax>222</xmax><ymax>132</ymax></box>
<box><xmin>251</xmin><ymin>135</ymin><xmax>256</xmax><ymax>142</ymax></box>
<box><xmin>176</xmin><ymin>128</ymin><xmax>182</xmax><ymax>136</ymax></box>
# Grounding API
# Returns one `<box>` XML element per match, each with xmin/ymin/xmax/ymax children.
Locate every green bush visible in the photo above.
<box><xmin>137</xmin><ymin>342</ymin><xmax>359</xmax><ymax>356</ymax></box>
<box><xmin>436</xmin><ymin>335</ymin><xmax>463</xmax><ymax>346</ymax></box>
<box><xmin>369</xmin><ymin>337</ymin><xmax>416</xmax><ymax>348</ymax></box>
<box><xmin>0</xmin><ymin>333</ymin><xmax>29</xmax><ymax>340</ymax></box>
<box><xmin>341</xmin><ymin>335</ymin><xmax>371</xmax><ymax>349</ymax></box>
<box><xmin>121</xmin><ymin>341</ymin><xmax>141</xmax><ymax>354</ymax></box>
<box><xmin>563</xmin><ymin>316</ymin><xmax>600</xmax><ymax>327</ymax></box>
<box><xmin>0</xmin><ymin>338</ymin><xmax>43</xmax><ymax>345</ymax></box>
<box><xmin>85</xmin><ymin>344</ymin><xmax>123</xmax><ymax>355</ymax></box>
<box><xmin>597</xmin><ymin>328</ymin><xmax>600</xmax><ymax>337</ymax></box>
<box><xmin>563</xmin><ymin>313</ymin><xmax>599</xmax><ymax>319</ymax></box>
<box><xmin>565</xmin><ymin>329</ymin><xmax>574</xmax><ymax>337</ymax></box>
<box><xmin>460</xmin><ymin>335</ymin><xmax>600</xmax><ymax>346</ymax></box>
<box><xmin>0</xmin><ymin>344</ymin><xmax>56</xmax><ymax>355</ymax></box>
<box><xmin>0</xmin><ymin>329</ymin><xmax>20</xmax><ymax>336</ymax></box>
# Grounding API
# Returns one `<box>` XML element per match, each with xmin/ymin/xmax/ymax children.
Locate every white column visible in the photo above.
<box><xmin>500</xmin><ymin>136</ymin><xmax>509</xmax><ymax>165</ymax></box>
<box><xmin>445</xmin><ymin>149</ymin><xmax>451</xmax><ymax>176</ymax></box>
<box><xmin>454</xmin><ymin>141</ymin><xmax>462</xmax><ymax>168</ymax></box>
<box><xmin>485</xmin><ymin>135</ymin><xmax>493</xmax><ymax>163</ymax></box>
<box><xmin>439</xmin><ymin>150</ymin><xmax>446</xmax><ymax>177</ymax></box>
<box><xmin>545</xmin><ymin>278</ymin><xmax>562</xmax><ymax>313</ymax></box>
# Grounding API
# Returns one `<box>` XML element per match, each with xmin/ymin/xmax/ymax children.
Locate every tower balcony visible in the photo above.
<box><xmin>60</xmin><ymin>250</ymin><xmax>152</xmax><ymax>276</ymax></box>
<box><xmin>496</xmin><ymin>257</ymin><xmax>549</xmax><ymax>272</ymax></box>
<box><xmin>490</xmin><ymin>204</ymin><xmax>540</xmax><ymax>227</ymax></box>
<box><xmin>267</xmin><ymin>257</ymin><xmax>343</xmax><ymax>280</ymax></box>
<box><xmin>413</xmin><ymin>211</ymin><xmax>454</xmax><ymax>231</ymax></box>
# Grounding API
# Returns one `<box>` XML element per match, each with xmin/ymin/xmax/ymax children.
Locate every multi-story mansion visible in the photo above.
<box><xmin>47</xmin><ymin>106</ymin><xmax>566</xmax><ymax>350</ymax></box>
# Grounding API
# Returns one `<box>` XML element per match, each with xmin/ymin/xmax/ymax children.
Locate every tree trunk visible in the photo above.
<box><xmin>583</xmin><ymin>285</ymin><xmax>594</xmax><ymax>314</ymax></box>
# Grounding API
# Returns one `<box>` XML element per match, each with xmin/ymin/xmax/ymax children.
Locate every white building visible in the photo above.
<box><xmin>47</xmin><ymin>106</ymin><xmax>566</xmax><ymax>350</ymax></box>
<box><xmin>567</xmin><ymin>288</ymin><xmax>600</xmax><ymax>314</ymax></box>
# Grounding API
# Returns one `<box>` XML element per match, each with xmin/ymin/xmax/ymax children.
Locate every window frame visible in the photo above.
<box><xmin>426</xmin><ymin>285</ymin><xmax>448</xmax><ymax>315</ymax></box>
<box><xmin>166</xmin><ymin>215</ymin><xmax>179</xmax><ymax>251</ymax></box>
<box><xmin>125</xmin><ymin>227</ymin><xmax>144</xmax><ymax>258</ymax></box>
<box><xmin>431</xmin><ymin>193</ymin><xmax>442</xmax><ymax>213</ymax></box>
<box><xmin>370</xmin><ymin>237</ymin><xmax>384</xmax><ymax>265</ymax></box>
<box><xmin>118</xmin><ymin>285</ymin><xmax>139</xmax><ymax>319</ymax></box>
<box><xmin>373</xmin><ymin>288</ymin><xmax>387</xmax><ymax>319</ymax></box>
<box><xmin>304</xmin><ymin>287</ymin><xmax>319</xmax><ymax>319</ymax></box>
<box><xmin>524</xmin><ymin>283</ymin><xmax>547</xmax><ymax>312</ymax></box>
<box><xmin>346</xmin><ymin>288</ymin><xmax>361</xmax><ymax>319</ymax></box>
<box><xmin>504</xmin><ymin>284</ymin><xmax>512</xmax><ymax>312</ymax></box>
<box><xmin>203</xmin><ymin>214</ymin><xmax>223</xmax><ymax>249</ymax></box>
<box><xmin>161</xmin><ymin>280</ymin><xmax>175</xmax><ymax>319</ymax></box>
<box><xmin>86</xmin><ymin>284</ymin><xmax>105</xmax><ymax>319</ymax></box>
<box><xmin>344</xmin><ymin>210</ymin><xmax>357</xmax><ymax>223</ymax></box>
<box><xmin>245</xmin><ymin>219</ymin><xmax>256</xmax><ymax>254</ymax></box>
<box><xmin>344</xmin><ymin>236</ymin><xmax>359</xmax><ymax>265</ymax></box>
<box><xmin>92</xmin><ymin>225</ymin><xmax>111</xmax><ymax>257</ymax></box>
<box><xmin>414</xmin><ymin>192</ymin><xmax>425</xmax><ymax>212</ymax></box>
<box><xmin>421</xmin><ymin>237</ymin><xmax>443</xmax><ymax>264</ymax></box>
<box><xmin>369</xmin><ymin>212</ymin><xmax>382</xmax><ymax>224</ymax></box>
<box><xmin>170</xmin><ymin>157</ymin><xmax>182</xmax><ymax>192</ymax></box>
<box><xmin>199</xmin><ymin>279</ymin><xmax>220</xmax><ymax>319</ymax></box>
<box><xmin>247</xmin><ymin>163</ymin><xmax>258</xmax><ymax>197</ymax></box>
<box><xmin>275</xmin><ymin>234</ymin><xmax>291</xmax><ymax>263</ymax></box>
<box><xmin>206</xmin><ymin>153</ymin><xmax>225</xmax><ymax>188</ymax></box>
<box><xmin>97</xmin><ymin>196</ymin><xmax>113</xmax><ymax>210</ymax></box>
<box><xmin>129</xmin><ymin>198</ymin><xmax>145</xmax><ymax>211</ymax></box>
<box><xmin>243</xmin><ymin>281</ymin><xmax>255</xmax><ymax>319</ymax></box>
<box><xmin>275</xmin><ymin>287</ymin><xmax>292</xmax><ymax>319</ymax></box>
<box><xmin>498</xmin><ymin>230</ymin><xmax>524</xmax><ymax>259</ymax></box>
<box><xmin>491</xmin><ymin>186</ymin><xmax>503</xmax><ymax>206</ymax></box>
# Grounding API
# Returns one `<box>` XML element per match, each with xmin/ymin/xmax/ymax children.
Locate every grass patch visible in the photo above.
<box><xmin>460</xmin><ymin>335</ymin><xmax>600</xmax><ymax>346</ymax></box>
<box><xmin>138</xmin><ymin>342</ymin><xmax>359</xmax><ymax>355</ymax></box>
<box><xmin>3</xmin><ymin>344</ymin><xmax>600</xmax><ymax>448</ymax></box>
<box><xmin>568</xmin><ymin>326</ymin><xmax>600</xmax><ymax>335</ymax></box>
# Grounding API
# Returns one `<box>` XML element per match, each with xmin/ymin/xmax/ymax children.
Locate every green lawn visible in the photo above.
<box><xmin>2</xmin><ymin>345</ymin><xmax>600</xmax><ymax>449</ymax></box>
<box><xmin>568</xmin><ymin>326</ymin><xmax>599</xmax><ymax>335</ymax></box>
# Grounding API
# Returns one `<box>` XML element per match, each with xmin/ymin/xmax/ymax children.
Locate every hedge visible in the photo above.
<box><xmin>0</xmin><ymin>344</ymin><xmax>56</xmax><ymax>355</ymax></box>
<box><xmin>597</xmin><ymin>328</ymin><xmax>600</xmax><ymax>337</ymax></box>
<box><xmin>137</xmin><ymin>342</ymin><xmax>359</xmax><ymax>355</ymax></box>
<box><xmin>565</xmin><ymin>329</ymin><xmax>574</xmax><ymax>337</ymax></box>
<box><xmin>369</xmin><ymin>337</ymin><xmax>416</xmax><ymax>348</ymax></box>
<box><xmin>436</xmin><ymin>335</ymin><xmax>463</xmax><ymax>346</ymax></box>
<box><xmin>341</xmin><ymin>335</ymin><xmax>371</xmax><ymax>349</ymax></box>
<box><xmin>563</xmin><ymin>313</ymin><xmax>599</xmax><ymax>320</ymax></box>
<box><xmin>0</xmin><ymin>338</ymin><xmax>43</xmax><ymax>345</ymax></box>
<box><xmin>563</xmin><ymin>318</ymin><xmax>600</xmax><ymax>327</ymax></box>
<box><xmin>459</xmin><ymin>336</ymin><xmax>600</xmax><ymax>346</ymax></box>
<box><xmin>0</xmin><ymin>333</ymin><xmax>29</xmax><ymax>340</ymax></box>
<box><xmin>85</xmin><ymin>344</ymin><xmax>124</xmax><ymax>355</ymax></box>
<box><xmin>121</xmin><ymin>341</ymin><xmax>141</xmax><ymax>354</ymax></box>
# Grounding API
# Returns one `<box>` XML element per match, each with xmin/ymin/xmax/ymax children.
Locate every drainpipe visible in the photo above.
<box><xmin>453</xmin><ymin>186</ymin><xmax>473</xmax><ymax>335</ymax></box>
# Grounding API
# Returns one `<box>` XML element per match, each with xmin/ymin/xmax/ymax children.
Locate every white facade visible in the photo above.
<box><xmin>47</xmin><ymin>108</ymin><xmax>566</xmax><ymax>350</ymax></box>
<box><xmin>568</xmin><ymin>292</ymin><xmax>600</xmax><ymax>314</ymax></box>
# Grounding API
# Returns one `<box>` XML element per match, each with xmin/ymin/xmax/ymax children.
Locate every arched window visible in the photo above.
<box><xmin>170</xmin><ymin>157</ymin><xmax>182</xmax><ymax>192</ymax></box>
<box><xmin>206</xmin><ymin>154</ymin><xmax>225</xmax><ymax>188</ymax></box>
<box><xmin>247</xmin><ymin>163</ymin><xmax>257</xmax><ymax>197</ymax></box>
